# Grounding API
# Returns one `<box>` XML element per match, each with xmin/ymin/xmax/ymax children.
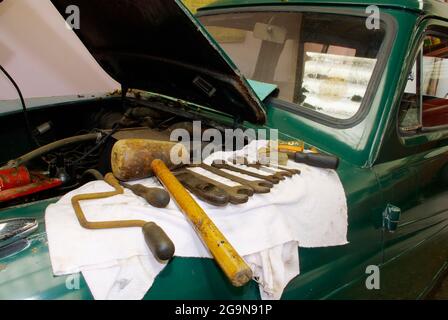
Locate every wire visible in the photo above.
<box><xmin>72</xmin><ymin>126</ymin><xmax>120</xmax><ymax>166</ymax></box>
<box><xmin>0</xmin><ymin>64</ymin><xmax>39</xmax><ymax>147</ymax></box>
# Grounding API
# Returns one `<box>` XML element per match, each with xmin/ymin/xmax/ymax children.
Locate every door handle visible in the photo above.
<box><xmin>383</xmin><ymin>204</ymin><xmax>401</xmax><ymax>232</ymax></box>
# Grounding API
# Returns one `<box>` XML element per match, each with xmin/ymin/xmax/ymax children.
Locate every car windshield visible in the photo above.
<box><xmin>198</xmin><ymin>11</ymin><xmax>386</xmax><ymax>120</ymax></box>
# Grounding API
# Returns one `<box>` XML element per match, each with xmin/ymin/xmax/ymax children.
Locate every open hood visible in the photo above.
<box><xmin>50</xmin><ymin>0</ymin><xmax>266</xmax><ymax>124</ymax></box>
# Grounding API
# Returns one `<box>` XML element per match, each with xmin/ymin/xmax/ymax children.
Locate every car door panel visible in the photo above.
<box><xmin>282</xmin><ymin>164</ymin><xmax>385</xmax><ymax>299</ymax></box>
<box><xmin>374</xmin><ymin>24</ymin><xmax>448</xmax><ymax>297</ymax></box>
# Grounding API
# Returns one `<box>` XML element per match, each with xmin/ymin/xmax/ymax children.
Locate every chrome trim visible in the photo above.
<box><xmin>0</xmin><ymin>218</ymin><xmax>38</xmax><ymax>249</ymax></box>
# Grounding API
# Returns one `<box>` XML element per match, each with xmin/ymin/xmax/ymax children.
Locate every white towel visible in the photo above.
<box><xmin>45</xmin><ymin>141</ymin><xmax>348</xmax><ymax>300</ymax></box>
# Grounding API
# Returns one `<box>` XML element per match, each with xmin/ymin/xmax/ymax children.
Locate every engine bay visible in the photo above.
<box><xmin>0</xmin><ymin>93</ymin><xmax>236</xmax><ymax>209</ymax></box>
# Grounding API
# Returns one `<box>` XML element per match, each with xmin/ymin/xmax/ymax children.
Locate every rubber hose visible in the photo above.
<box><xmin>81</xmin><ymin>169</ymin><xmax>105</xmax><ymax>182</ymax></box>
<box><xmin>1</xmin><ymin>133</ymin><xmax>101</xmax><ymax>169</ymax></box>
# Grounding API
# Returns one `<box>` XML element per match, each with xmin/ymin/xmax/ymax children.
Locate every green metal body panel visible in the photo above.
<box><xmin>200</xmin><ymin>0</ymin><xmax>448</xmax><ymax>18</ymax></box>
<box><xmin>0</xmin><ymin>199</ymin><xmax>92</xmax><ymax>300</ymax></box>
<box><xmin>0</xmin><ymin>160</ymin><xmax>384</xmax><ymax>300</ymax></box>
<box><xmin>1</xmin><ymin>0</ymin><xmax>448</xmax><ymax>300</ymax></box>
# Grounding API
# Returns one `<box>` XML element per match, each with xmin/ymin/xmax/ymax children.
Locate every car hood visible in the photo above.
<box><xmin>50</xmin><ymin>0</ymin><xmax>266</xmax><ymax>124</ymax></box>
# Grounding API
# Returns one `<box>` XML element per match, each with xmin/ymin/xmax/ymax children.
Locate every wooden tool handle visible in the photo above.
<box><xmin>122</xmin><ymin>183</ymin><xmax>171</xmax><ymax>208</ymax></box>
<box><xmin>151</xmin><ymin>159</ymin><xmax>253</xmax><ymax>287</ymax></box>
<box><xmin>293</xmin><ymin>153</ymin><xmax>340</xmax><ymax>170</ymax></box>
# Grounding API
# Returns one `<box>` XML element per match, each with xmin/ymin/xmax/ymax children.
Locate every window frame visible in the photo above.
<box><xmin>398</xmin><ymin>45</ymin><xmax>423</xmax><ymax>135</ymax></box>
<box><xmin>399</xmin><ymin>28</ymin><xmax>448</xmax><ymax>137</ymax></box>
<box><xmin>197</xmin><ymin>6</ymin><xmax>398</xmax><ymax>129</ymax></box>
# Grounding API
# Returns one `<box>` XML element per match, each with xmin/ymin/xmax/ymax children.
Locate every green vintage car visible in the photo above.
<box><xmin>0</xmin><ymin>0</ymin><xmax>448</xmax><ymax>300</ymax></box>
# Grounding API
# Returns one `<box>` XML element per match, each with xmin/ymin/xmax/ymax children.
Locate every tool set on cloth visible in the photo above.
<box><xmin>45</xmin><ymin>140</ymin><xmax>348</xmax><ymax>300</ymax></box>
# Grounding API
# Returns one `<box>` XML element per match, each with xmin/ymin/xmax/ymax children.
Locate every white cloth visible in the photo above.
<box><xmin>45</xmin><ymin>141</ymin><xmax>348</xmax><ymax>300</ymax></box>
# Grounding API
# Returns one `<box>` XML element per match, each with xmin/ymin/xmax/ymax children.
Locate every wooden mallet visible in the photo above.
<box><xmin>111</xmin><ymin>139</ymin><xmax>253</xmax><ymax>287</ymax></box>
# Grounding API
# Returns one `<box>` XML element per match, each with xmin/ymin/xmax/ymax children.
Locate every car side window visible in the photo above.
<box><xmin>399</xmin><ymin>34</ymin><xmax>448</xmax><ymax>132</ymax></box>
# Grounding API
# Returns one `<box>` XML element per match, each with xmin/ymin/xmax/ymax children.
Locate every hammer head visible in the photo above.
<box><xmin>111</xmin><ymin>139</ymin><xmax>189</xmax><ymax>181</ymax></box>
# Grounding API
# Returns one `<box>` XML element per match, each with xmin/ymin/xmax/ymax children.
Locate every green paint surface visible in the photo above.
<box><xmin>247</xmin><ymin>79</ymin><xmax>278</xmax><ymax>101</ymax></box>
<box><xmin>1</xmin><ymin>0</ymin><xmax>448</xmax><ymax>300</ymax></box>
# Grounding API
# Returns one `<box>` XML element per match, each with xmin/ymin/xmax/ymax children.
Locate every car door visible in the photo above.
<box><xmin>373</xmin><ymin>22</ymin><xmax>448</xmax><ymax>299</ymax></box>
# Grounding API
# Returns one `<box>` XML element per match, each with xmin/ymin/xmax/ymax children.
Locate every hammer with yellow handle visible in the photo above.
<box><xmin>151</xmin><ymin>159</ymin><xmax>253</xmax><ymax>287</ymax></box>
<box><xmin>71</xmin><ymin>173</ymin><xmax>175</xmax><ymax>261</ymax></box>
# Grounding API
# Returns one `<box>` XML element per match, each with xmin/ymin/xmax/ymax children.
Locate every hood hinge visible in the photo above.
<box><xmin>121</xmin><ymin>85</ymin><xmax>129</xmax><ymax>109</ymax></box>
<box><xmin>233</xmin><ymin>115</ymin><xmax>243</xmax><ymax>129</ymax></box>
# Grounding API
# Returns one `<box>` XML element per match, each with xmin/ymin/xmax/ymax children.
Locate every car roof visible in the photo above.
<box><xmin>198</xmin><ymin>0</ymin><xmax>448</xmax><ymax>18</ymax></box>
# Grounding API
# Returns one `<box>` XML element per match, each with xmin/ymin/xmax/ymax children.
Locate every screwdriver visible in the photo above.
<box><xmin>291</xmin><ymin>152</ymin><xmax>340</xmax><ymax>170</ymax></box>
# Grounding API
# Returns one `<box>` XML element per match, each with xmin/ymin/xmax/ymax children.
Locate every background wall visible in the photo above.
<box><xmin>0</xmin><ymin>0</ymin><xmax>119</xmax><ymax>100</ymax></box>
<box><xmin>0</xmin><ymin>0</ymin><xmax>214</xmax><ymax>101</ymax></box>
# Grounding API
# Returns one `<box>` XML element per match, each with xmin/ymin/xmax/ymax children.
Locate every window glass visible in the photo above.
<box><xmin>199</xmin><ymin>12</ymin><xmax>386</xmax><ymax>120</ymax></box>
<box><xmin>399</xmin><ymin>34</ymin><xmax>448</xmax><ymax>131</ymax></box>
<box><xmin>422</xmin><ymin>36</ymin><xmax>448</xmax><ymax>127</ymax></box>
<box><xmin>399</xmin><ymin>57</ymin><xmax>421</xmax><ymax>131</ymax></box>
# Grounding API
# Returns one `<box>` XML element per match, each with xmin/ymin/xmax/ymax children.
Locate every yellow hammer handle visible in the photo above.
<box><xmin>151</xmin><ymin>159</ymin><xmax>253</xmax><ymax>287</ymax></box>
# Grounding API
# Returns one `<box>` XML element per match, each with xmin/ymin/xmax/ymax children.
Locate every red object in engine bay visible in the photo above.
<box><xmin>0</xmin><ymin>166</ymin><xmax>32</xmax><ymax>191</ymax></box>
<box><xmin>0</xmin><ymin>169</ymin><xmax>62</xmax><ymax>203</ymax></box>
